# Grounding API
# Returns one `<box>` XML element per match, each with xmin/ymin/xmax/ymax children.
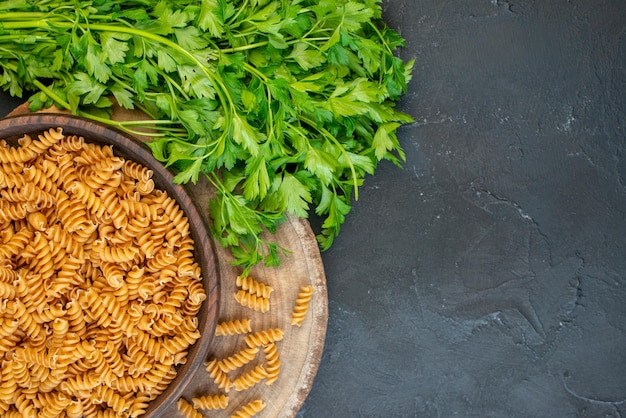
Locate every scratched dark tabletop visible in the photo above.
<box><xmin>2</xmin><ymin>1</ymin><xmax>625</xmax><ymax>417</ymax></box>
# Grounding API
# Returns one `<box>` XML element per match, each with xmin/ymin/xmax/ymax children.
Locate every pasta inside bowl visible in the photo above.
<box><xmin>0</xmin><ymin>113</ymin><xmax>220</xmax><ymax>417</ymax></box>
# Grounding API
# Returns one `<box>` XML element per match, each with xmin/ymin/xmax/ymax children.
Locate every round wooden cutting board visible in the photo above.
<box><xmin>7</xmin><ymin>104</ymin><xmax>328</xmax><ymax>418</ymax></box>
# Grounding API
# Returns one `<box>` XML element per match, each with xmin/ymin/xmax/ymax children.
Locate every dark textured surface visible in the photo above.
<box><xmin>300</xmin><ymin>1</ymin><xmax>626</xmax><ymax>417</ymax></box>
<box><xmin>1</xmin><ymin>1</ymin><xmax>625</xmax><ymax>416</ymax></box>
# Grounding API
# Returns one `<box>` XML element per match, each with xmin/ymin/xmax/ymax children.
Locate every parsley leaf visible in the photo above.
<box><xmin>0</xmin><ymin>0</ymin><xmax>414</xmax><ymax>274</ymax></box>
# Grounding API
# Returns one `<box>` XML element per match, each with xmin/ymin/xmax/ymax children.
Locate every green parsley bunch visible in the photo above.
<box><xmin>0</xmin><ymin>0</ymin><xmax>413</xmax><ymax>274</ymax></box>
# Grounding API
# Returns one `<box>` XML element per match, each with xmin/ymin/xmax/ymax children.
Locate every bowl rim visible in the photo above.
<box><xmin>0</xmin><ymin>113</ymin><xmax>221</xmax><ymax>417</ymax></box>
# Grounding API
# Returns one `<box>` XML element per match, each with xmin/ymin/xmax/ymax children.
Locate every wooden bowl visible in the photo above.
<box><xmin>0</xmin><ymin>113</ymin><xmax>220</xmax><ymax>417</ymax></box>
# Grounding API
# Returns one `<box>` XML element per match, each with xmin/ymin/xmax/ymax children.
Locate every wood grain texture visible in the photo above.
<box><xmin>5</xmin><ymin>104</ymin><xmax>328</xmax><ymax>417</ymax></box>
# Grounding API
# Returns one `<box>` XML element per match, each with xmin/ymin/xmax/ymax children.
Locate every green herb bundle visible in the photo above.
<box><xmin>0</xmin><ymin>0</ymin><xmax>413</xmax><ymax>274</ymax></box>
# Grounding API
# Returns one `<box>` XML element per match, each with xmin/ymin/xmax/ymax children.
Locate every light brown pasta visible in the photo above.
<box><xmin>214</xmin><ymin>319</ymin><xmax>252</xmax><ymax>336</ymax></box>
<box><xmin>216</xmin><ymin>346</ymin><xmax>259</xmax><ymax>373</ymax></box>
<box><xmin>262</xmin><ymin>343</ymin><xmax>281</xmax><ymax>385</ymax></box>
<box><xmin>290</xmin><ymin>285</ymin><xmax>315</xmax><ymax>327</ymax></box>
<box><xmin>205</xmin><ymin>358</ymin><xmax>233</xmax><ymax>393</ymax></box>
<box><xmin>176</xmin><ymin>398</ymin><xmax>203</xmax><ymax>418</ymax></box>
<box><xmin>233</xmin><ymin>289</ymin><xmax>270</xmax><ymax>313</ymax></box>
<box><xmin>0</xmin><ymin>127</ymin><xmax>207</xmax><ymax>417</ymax></box>
<box><xmin>235</xmin><ymin>275</ymin><xmax>274</xmax><ymax>299</ymax></box>
<box><xmin>244</xmin><ymin>328</ymin><xmax>285</xmax><ymax>348</ymax></box>
<box><xmin>230</xmin><ymin>399</ymin><xmax>267</xmax><ymax>418</ymax></box>
<box><xmin>192</xmin><ymin>394</ymin><xmax>229</xmax><ymax>410</ymax></box>
<box><xmin>232</xmin><ymin>365</ymin><xmax>268</xmax><ymax>392</ymax></box>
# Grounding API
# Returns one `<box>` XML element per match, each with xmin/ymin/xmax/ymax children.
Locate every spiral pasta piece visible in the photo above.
<box><xmin>22</xmin><ymin>166</ymin><xmax>58</xmax><ymax>195</ymax></box>
<box><xmin>0</xmin><ymin>281</ymin><xmax>16</xmax><ymax>299</ymax></box>
<box><xmin>236</xmin><ymin>275</ymin><xmax>274</xmax><ymax>299</ymax></box>
<box><xmin>176</xmin><ymin>398</ymin><xmax>203</xmax><ymax>418</ymax></box>
<box><xmin>0</xmin><ymin>200</ymin><xmax>26</xmax><ymax>223</ymax></box>
<box><xmin>13</xmin><ymin>300</ymin><xmax>47</xmax><ymax>344</ymax></box>
<box><xmin>74</xmin><ymin>142</ymin><xmax>114</xmax><ymax>165</ymax></box>
<box><xmin>145</xmin><ymin>246</ymin><xmax>178</xmax><ymax>272</ymax></box>
<box><xmin>55</xmin><ymin>153</ymin><xmax>80</xmax><ymax>189</ymax></box>
<box><xmin>81</xmin><ymin>165</ymin><xmax>123</xmax><ymax>190</ymax></box>
<box><xmin>128</xmin><ymin>394</ymin><xmax>151</xmax><ymax>418</ymax></box>
<box><xmin>43</xmin><ymin>224</ymin><xmax>83</xmax><ymax>260</ymax></box>
<box><xmin>0</xmin><ymin>160</ymin><xmax>22</xmax><ymax>172</ymax></box>
<box><xmin>244</xmin><ymin>328</ymin><xmax>285</xmax><ymax>348</ymax></box>
<box><xmin>0</xmin><ymin>227</ymin><xmax>32</xmax><ymax>259</ymax></box>
<box><xmin>0</xmin><ymin>362</ymin><xmax>18</xmax><ymax>403</ymax></box>
<box><xmin>65</xmin><ymin>299</ymin><xmax>87</xmax><ymax>338</ymax></box>
<box><xmin>216</xmin><ymin>346</ymin><xmax>259</xmax><ymax>374</ymax></box>
<box><xmin>110</xmin><ymin>215</ymin><xmax>150</xmax><ymax>246</ymax></box>
<box><xmin>0</xmin><ymin>318</ymin><xmax>19</xmax><ymax>340</ymax></box>
<box><xmin>91</xmin><ymin>385</ymin><xmax>132</xmax><ymax>415</ymax></box>
<box><xmin>27</xmin><ymin>127</ymin><xmax>64</xmax><ymax>156</ymax></box>
<box><xmin>99</xmin><ymin>187</ymin><xmax>128</xmax><ymax>229</ymax></box>
<box><xmin>0</xmin><ymin>139</ymin><xmax>36</xmax><ymax>163</ymax></box>
<box><xmin>192</xmin><ymin>394</ymin><xmax>229</xmax><ymax>411</ymax></box>
<box><xmin>141</xmin><ymin>362</ymin><xmax>175</xmax><ymax>392</ymax></box>
<box><xmin>0</xmin><ymin>172</ymin><xmax>26</xmax><ymax>193</ymax></box>
<box><xmin>231</xmin><ymin>399</ymin><xmax>267</xmax><ymax>418</ymax></box>
<box><xmin>12</xmin><ymin>388</ymin><xmax>36</xmax><ymax>417</ymax></box>
<box><xmin>290</xmin><ymin>285</ymin><xmax>315</xmax><ymax>327</ymax></box>
<box><xmin>123</xmin><ymin>160</ymin><xmax>153</xmax><ymax>182</ymax></box>
<box><xmin>182</xmin><ymin>280</ymin><xmax>206</xmax><ymax>317</ymax></box>
<box><xmin>214</xmin><ymin>319</ymin><xmax>251</xmax><ymax>337</ymax></box>
<box><xmin>67</xmin><ymin>180</ymin><xmax>108</xmax><ymax>219</ymax></box>
<box><xmin>205</xmin><ymin>358</ymin><xmax>233</xmax><ymax>392</ymax></box>
<box><xmin>262</xmin><ymin>343</ymin><xmax>281</xmax><ymax>385</ymax></box>
<box><xmin>101</xmin><ymin>340</ymin><xmax>125</xmax><ymax>377</ymax></box>
<box><xmin>59</xmin><ymin>372</ymin><xmax>102</xmax><ymax>397</ymax></box>
<box><xmin>125</xmin><ymin>345</ymin><xmax>154</xmax><ymax>377</ymax></box>
<box><xmin>14</xmin><ymin>346</ymin><xmax>57</xmax><ymax>369</ymax></box>
<box><xmin>161</xmin><ymin>323</ymin><xmax>201</xmax><ymax>356</ymax></box>
<box><xmin>57</xmin><ymin>134</ymin><xmax>84</xmax><ymax>153</ymax></box>
<box><xmin>128</xmin><ymin>330</ymin><xmax>172</xmax><ymax>364</ymax></box>
<box><xmin>49</xmin><ymin>256</ymin><xmax>82</xmax><ymax>298</ymax></box>
<box><xmin>233</xmin><ymin>290</ymin><xmax>270</xmax><ymax>313</ymax></box>
<box><xmin>232</xmin><ymin>365</ymin><xmax>268</xmax><ymax>392</ymax></box>
<box><xmin>136</xmin><ymin>178</ymin><xmax>155</xmax><ymax>195</ymax></box>
<box><xmin>11</xmin><ymin>359</ymin><xmax>33</xmax><ymax>390</ymax></box>
<box><xmin>55</xmin><ymin>190</ymin><xmax>90</xmax><ymax>232</ymax></box>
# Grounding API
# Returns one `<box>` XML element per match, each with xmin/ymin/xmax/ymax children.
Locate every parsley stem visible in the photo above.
<box><xmin>220</xmin><ymin>41</ymin><xmax>269</xmax><ymax>53</ymax></box>
<box><xmin>225</xmin><ymin>0</ymin><xmax>250</xmax><ymax>27</ymax></box>
<box><xmin>31</xmin><ymin>79</ymin><xmax>72</xmax><ymax>111</ymax></box>
<box><xmin>243</xmin><ymin>63</ymin><xmax>269</xmax><ymax>82</ymax></box>
<box><xmin>0</xmin><ymin>12</ymin><xmax>47</xmax><ymax>20</ymax></box>
<box><xmin>31</xmin><ymin>79</ymin><xmax>181</xmax><ymax>137</ymax></box>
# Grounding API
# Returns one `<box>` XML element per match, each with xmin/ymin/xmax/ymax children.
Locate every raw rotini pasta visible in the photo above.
<box><xmin>205</xmin><ymin>358</ymin><xmax>233</xmax><ymax>393</ymax></box>
<box><xmin>290</xmin><ymin>285</ymin><xmax>315</xmax><ymax>327</ymax></box>
<box><xmin>0</xmin><ymin>127</ymin><xmax>208</xmax><ymax>417</ymax></box>
<box><xmin>235</xmin><ymin>275</ymin><xmax>274</xmax><ymax>299</ymax></box>
<box><xmin>244</xmin><ymin>328</ymin><xmax>285</xmax><ymax>348</ymax></box>
<box><xmin>192</xmin><ymin>394</ymin><xmax>229</xmax><ymax>410</ymax></box>
<box><xmin>230</xmin><ymin>399</ymin><xmax>267</xmax><ymax>418</ymax></box>
<box><xmin>176</xmin><ymin>398</ymin><xmax>203</xmax><ymax>418</ymax></box>
<box><xmin>233</xmin><ymin>289</ymin><xmax>270</xmax><ymax>313</ymax></box>
<box><xmin>215</xmin><ymin>319</ymin><xmax>252</xmax><ymax>336</ymax></box>
<box><xmin>215</xmin><ymin>346</ymin><xmax>260</xmax><ymax>373</ymax></box>
<box><xmin>262</xmin><ymin>343</ymin><xmax>281</xmax><ymax>385</ymax></box>
<box><xmin>232</xmin><ymin>365</ymin><xmax>268</xmax><ymax>392</ymax></box>
<box><xmin>190</xmin><ymin>270</ymin><xmax>304</xmax><ymax>416</ymax></box>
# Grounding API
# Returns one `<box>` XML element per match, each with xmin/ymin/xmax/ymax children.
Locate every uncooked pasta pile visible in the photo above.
<box><xmin>0</xmin><ymin>127</ymin><xmax>207</xmax><ymax>417</ymax></box>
